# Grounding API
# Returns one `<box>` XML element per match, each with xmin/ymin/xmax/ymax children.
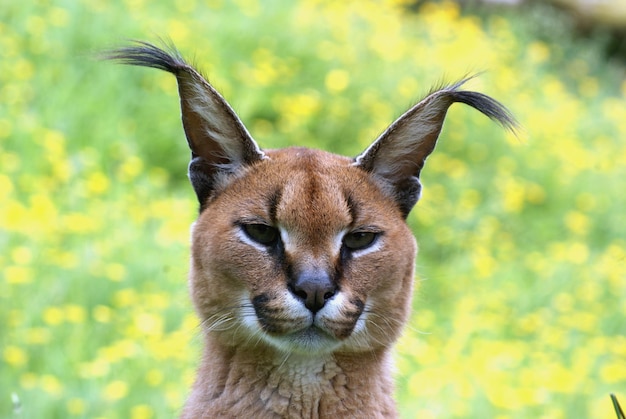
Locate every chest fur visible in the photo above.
<box><xmin>190</xmin><ymin>351</ymin><xmax>395</xmax><ymax>419</ymax></box>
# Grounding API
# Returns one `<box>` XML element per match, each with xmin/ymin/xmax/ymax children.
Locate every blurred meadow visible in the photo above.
<box><xmin>1</xmin><ymin>0</ymin><xmax>625</xmax><ymax>417</ymax></box>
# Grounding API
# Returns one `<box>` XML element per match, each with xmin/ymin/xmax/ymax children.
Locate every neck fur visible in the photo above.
<box><xmin>181</xmin><ymin>337</ymin><xmax>397</xmax><ymax>418</ymax></box>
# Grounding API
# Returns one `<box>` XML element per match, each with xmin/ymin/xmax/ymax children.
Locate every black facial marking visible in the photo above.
<box><xmin>344</xmin><ymin>191</ymin><xmax>359</xmax><ymax>225</ymax></box>
<box><xmin>267</xmin><ymin>188</ymin><xmax>283</xmax><ymax>226</ymax></box>
<box><xmin>252</xmin><ymin>293</ymin><xmax>270</xmax><ymax>307</ymax></box>
<box><xmin>350</xmin><ymin>298</ymin><xmax>365</xmax><ymax>313</ymax></box>
<box><xmin>252</xmin><ymin>293</ymin><xmax>288</xmax><ymax>334</ymax></box>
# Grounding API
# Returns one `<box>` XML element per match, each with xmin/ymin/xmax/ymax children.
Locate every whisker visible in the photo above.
<box><xmin>363</xmin><ymin>309</ymin><xmax>431</xmax><ymax>335</ymax></box>
<box><xmin>277</xmin><ymin>351</ymin><xmax>293</xmax><ymax>370</ymax></box>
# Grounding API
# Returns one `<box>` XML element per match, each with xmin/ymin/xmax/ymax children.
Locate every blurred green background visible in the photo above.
<box><xmin>1</xmin><ymin>0</ymin><xmax>625</xmax><ymax>417</ymax></box>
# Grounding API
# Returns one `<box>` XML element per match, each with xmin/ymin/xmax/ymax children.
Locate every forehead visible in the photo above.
<box><xmin>264</xmin><ymin>147</ymin><xmax>355</xmax><ymax>231</ymax></box>
<box><xmin>209</xmin><ymin>146</ymin><xmax>401</xmax><ymax>230</ymax></box>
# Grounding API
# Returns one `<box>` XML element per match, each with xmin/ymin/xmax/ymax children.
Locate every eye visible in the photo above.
<box><xmin>242</xmin><ymin>223</ymin><xmax>279</xmax><ymax>246</ymax></box>
<box><xmin>342</xmin><ymin>231</ymin><xmax>379</xmax><ymax>251</ymax></box>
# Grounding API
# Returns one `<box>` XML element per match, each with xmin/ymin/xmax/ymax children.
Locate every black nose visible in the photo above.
<box><xmin>289</xmin><ymin>270</ymin><xmax>337</xmax><ymax>313</ymax></box>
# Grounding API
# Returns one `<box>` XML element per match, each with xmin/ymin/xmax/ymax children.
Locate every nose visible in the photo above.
<box><xmin>289</xmin><ymin>270</ymin><xmax>337</xmax><ymax>313</ymax></box>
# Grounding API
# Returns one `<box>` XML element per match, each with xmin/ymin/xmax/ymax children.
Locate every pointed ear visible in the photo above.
<box><xmin>103</xmin><ymin>41</ymin><xmax>265</xmax><ymax>210</ymax></box>
<box><xmin>354</xmin><ymin>78</ymin><xmax>518</xmax><ymax>217</ymax></box>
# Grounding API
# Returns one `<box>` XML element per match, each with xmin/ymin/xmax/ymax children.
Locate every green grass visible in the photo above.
<box><xmin>1</xmin><ymin>0</ymin><xmax>625</xmax><ymax>417</ymax></box>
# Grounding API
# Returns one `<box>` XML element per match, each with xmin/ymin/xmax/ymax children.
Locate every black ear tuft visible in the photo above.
<box><xmin>354</xmin><ymin>77</ymin><xmax>518</xmax><ymax>217</ymax></box>
<box><xmin>104</xmin><ymin>41</ymin><xmax>266</xmax><ymax>210</ymax></box>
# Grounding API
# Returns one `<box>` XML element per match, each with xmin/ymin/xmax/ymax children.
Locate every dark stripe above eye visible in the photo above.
<box><xmin>267</xmin><ymin>188</ymin><xmax>283</xmax><ymax>225</ymax></box>
<box><xmin>344</xmin><ymin>191</ymin><xmax>359</xmax><ymax>225</ymax></box>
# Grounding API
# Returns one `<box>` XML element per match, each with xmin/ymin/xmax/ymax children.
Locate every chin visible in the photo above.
<box><xmin>264</xmin><ymin>326</ymin><xmax>343</xmax><ymax>355</ymax></box>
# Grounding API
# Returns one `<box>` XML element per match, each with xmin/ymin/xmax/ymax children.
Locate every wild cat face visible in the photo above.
<box><xmin>105</xmin><ymin>41</ymin><xmax>516</xmax><ymax>357</ymax></box>
<box><xmin>189</xmin><ymin>147</ymin><xmax>416</xmax><ymax>354</ymax></box>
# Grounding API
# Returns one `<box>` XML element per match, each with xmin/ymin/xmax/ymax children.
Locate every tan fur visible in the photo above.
<box><xmin>105</xmin><ymin>42</ymin><xmax>516</xmax><ymax>418</ymax></box>
<box><xmin>183</xmin><ymin>147</ymin><xmax>415</xmax><ymax>417</ymax></box>
<box><xmin>183</xmin><ymin>148</ymin><xmax>415</xmax><ymax>418</ymax></box>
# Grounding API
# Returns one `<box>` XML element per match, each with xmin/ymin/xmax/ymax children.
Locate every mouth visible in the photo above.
<box><xmin>244</xmin><ymin>291</ymin><xmax>366</xmax><ymax>354</ymax></box>
<box><xmin>265</xmin><ymin>324</ymin><xmax>342</xmax><ymax>354</ymax></box>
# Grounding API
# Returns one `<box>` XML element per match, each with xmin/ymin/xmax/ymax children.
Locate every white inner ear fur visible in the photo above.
<box><xmin>353</xmin><ymin>93</ymin><xmax>450</xmax><ymax>179</ymax></box>
<box><xmin>186</xmin><ymin>80</ymin><xmax>265</xmax><ymax>164</ymax></box>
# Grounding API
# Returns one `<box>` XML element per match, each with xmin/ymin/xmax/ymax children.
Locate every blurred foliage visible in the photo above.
<box><xmin>1</xmin><ymin>0</ymin><xmax>625</xmax><ymax>418</ymax></box>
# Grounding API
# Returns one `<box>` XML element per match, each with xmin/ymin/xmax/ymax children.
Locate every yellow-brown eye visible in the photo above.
<box><xmin>343</xmin><ymin>231</ymin><xmax>378</xmax><ymax>251</ymax></box>
<box><xmin>243</xmin><ymin>224</ymin><xmax>279</xmax><ymax>246</ymax></box>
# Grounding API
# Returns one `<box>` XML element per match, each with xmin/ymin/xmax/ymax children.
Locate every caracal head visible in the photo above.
<box><xmin>190</xmin><ymin>146</ymin><xmax>416</xmax><ymax>355</ymax></box>
<box><xmin>106</xmin><ymin>42</ymin><xmax>517</xmax><ymax>356</ymax></box>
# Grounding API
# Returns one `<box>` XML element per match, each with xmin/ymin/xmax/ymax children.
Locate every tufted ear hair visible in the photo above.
<box><xmin>354</xmin><ymin>78</ymin><xmax>518</xmax><ymax>217</ymax></box>
<box><xmin>104</xmin><ymin>41</ymin><xmax>265</xmax><ymax>211</ymax></box>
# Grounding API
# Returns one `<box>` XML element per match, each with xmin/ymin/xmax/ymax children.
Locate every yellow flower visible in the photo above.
<box><xmin>93</xmin><ymin>305</ymin><xmax>113</xmax><ymax>323</ymax></box>
<box><xmin>105</xmin><ymin>263</ymin><xmax>126</xmax><ymax>282</ymax></box>
<box><xmin>564</xmin><ymin>211</ymin><xmax>591</xmax><ymax>236</ymax></box>
<box><xmin>86</xmin><ymin>172</ymin><xmax>110</xmax><ymax>195</ymax></box>
<box><xmin>3</xmin><ymin>346</ymin><xmax>28</xmax><ymax>368</ymax></box>
<box><xmin>167</xmin><ymin>19</ymin><xmax>190</xmax><ymax>44</ymax></box>
<box><xmin>29</xmin><ymin>194</ymin><xmax>59</xmax><ymax>234</ymax></box>
<box><xmin>472</xmin><ymin>246</ymin><xmax>496</xmax><ymax>278</ymax></box>
<box><xmin>4</xmin><ymin>266</ymin><xmax>33</xmax><ymax>284</ymax></box>
<box><xmin>42</xmin><ymin>307</ymin><xmax>64</xmax><ymax>326</ymax></box>
<box><xmin>12</xmin><ymin>59</ymin><xmax>35</xmax><ymax>81</ymax></box>
<box><xmin>117</xmin><ymin>155</ymin><xmax>144</xmax><ymax>183</ymax></box>
<box><xmin>78</xmin><ymin>359</ymin><xmax>110</xmax><ymax>379</ymax></box>
<box><xmin>11</xmin><ymin>246</ymin><xmax>32</xmax><ymax>265</ymax></box>
<box><xmin>278</xmin><ymin>92</ymin><xmax>321</xmax><ymax>118</ymax></box>
<box><xmin>134</xmin><ymin>312</ymin><xmax>164</xmax><ymax>336</ymax></box>
<box><xmin>566</xmin><ymin>242</ymin><xmax>590</xmax><ymax>265</ymax></box>
<box><xmin>325</xmin><ymin>69</ymin><xmax>350</xmax><ymax>93</ymax></box>
<box><xmin>103</xmin><ymin>380</ymin><xmax>128</xmax><ymax>401</ymax></box>
<box><xmin>131</xmin><ymin>405</ymin><xmax>154</xmax><ymax>419</ymax></box>
<box><xmin>526</xmin><ymin>41</ymin><xmax>550</xmax><ymax>64</ymax></box>
<box><xmin>234</xmin><ymin>0</ymin><xmax>260</xmax><ymax>17</ymax></box>
<box><xmin>600</xmin><ymin>360</ymin><xmax>626</xmax><ymax>383</ymax></box>
<box><xmin>114</xmin><ymin>289</ymin><xmax>138</xmax><ymax>307</ymax></box>
<box><xmin>63</xmin><ymin>212</ymin><xmax>100</xmax><ymax>234</ymax></box>
<box><xmin>67</xmin><ymin>398</ymin><xmax>86</xmax><ymax>415</ymax></box>
<box><xmin>497</xmin><ymin>177</ymin><xmax>526</xmax><ymax>213</ymax></box>
<box><xmin>145</xmin><ymin>369</ymin><xmax>164</xmax><ymax>387</ymax></box>
<box><xmin>64</xmin><ymin>305</ymin><xmax>87</xmax><ymax>324</ymax></box>
<box><xmin>99</xmin><ymin>340</ymin><xmax>139</xmax><ymax>363</ymax></box>
<box><xmin>40</xmin><ymin>375</ymin><xmax>63</xmax><ymax>396</ymax></box>
<box><xmin>42</xmin><ymin>129</ymin><xmax>66</xmax><ymax>156</ymax></box>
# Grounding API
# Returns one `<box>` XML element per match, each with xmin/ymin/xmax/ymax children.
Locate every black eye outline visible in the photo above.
<box><xmin>242</xmin><ymin>223</ymin><xmax>280</xmax><ymax>246</ymax></box>
<box><xmin>342</xmin><ymin>230</ymin><xmax>380</xmax><ymax>251</ymax></box>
